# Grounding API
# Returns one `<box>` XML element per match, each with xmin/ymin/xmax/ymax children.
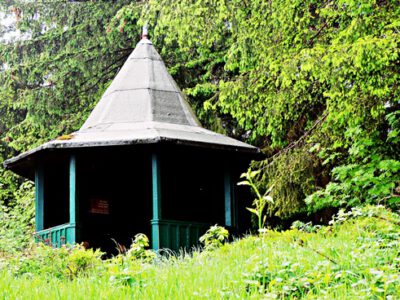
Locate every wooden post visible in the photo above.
<box><xmin>151</xmin><ymin>153</ymin><xmax>161</xmax><ymax>250</ymax></box>
<box><xmin>35</xmin><ymin>165</ymin><xmax>44</xmax><ymax>232</ymax></box>
<box><xmin>224</xmin><ymin>170</ymin><xmax>236</xmax><ymax>227</ymax></box>
<box><xmin>68</xmin><ymin>155</ymin><xmax>77</xmax><ymax>244</ymax></box>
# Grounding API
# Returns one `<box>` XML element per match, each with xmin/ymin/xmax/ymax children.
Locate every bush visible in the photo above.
<box><xmin>199</xmin><ymin>225</ymin><xmax>229</xmax><ymax>251</ymax></box>
<box><xmin>125</xmin><ymin>233</ymin><xmax>156</xmax><ymax>263</ymax></box>
<box><xmin>4</xmin><ymin>243</ymin><xmax>103</xmax><ymax>279</ymax></box>
<box><xmin>107</xmin><ymin>233</ymin><xmax>155</xmax><ymax>287</ymax></box>
<box><xmin>0</xmin><ymin>181</ymin><xmax>35</xmax><ymax>254</ymax></box>
<box><xmin>306</xmin><ymin>121</ymin><xmax>400</xmax><ymax>214</ymax></box>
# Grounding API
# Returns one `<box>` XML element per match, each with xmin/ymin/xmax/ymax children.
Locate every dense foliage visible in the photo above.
<box><xmin>0</xmin><ymin>0</ymin><xmax>399</xmax><ymax>252</ymax></box>
<box><xmin>0</xmin><ymin>206</ymin><xmax>399</xmax><ymax>298</ymax></box>
<box><xmin>136</xmin><ymin>0</ymin><xmax>400</xmax><ymax>218</ymax></box>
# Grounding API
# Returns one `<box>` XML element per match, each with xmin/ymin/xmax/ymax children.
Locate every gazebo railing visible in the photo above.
<box><xmin>36</xmin><ymin>220</ymin><xmax>211</xmax><ymax>250</ymax></box>
<box><xmin>153</xmin><ymin>219</ymin><xmax>210</xmax><ymax>251</ymax></box>
<box><xmin>35</xmin><ymin>223</ymin><xmax>76</xmax><ymax>247</ymax></box>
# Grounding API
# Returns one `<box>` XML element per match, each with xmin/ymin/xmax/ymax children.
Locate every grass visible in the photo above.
<box><xmin>0</xmin><ymin>206</ymin><xmax>399</xmax><ymax>299</ymax></box>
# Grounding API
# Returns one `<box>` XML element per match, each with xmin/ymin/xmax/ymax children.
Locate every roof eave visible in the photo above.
<box><xmin>4</xmin><ymin>137</ymin><xmax>261</xmax><ymax>172</ymax></box>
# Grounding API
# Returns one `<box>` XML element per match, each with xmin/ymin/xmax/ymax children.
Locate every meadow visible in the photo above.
<box><xmin>0</xmin><ymin>206</ymin><xmax>398</xmax><ymax>299</ymax></box>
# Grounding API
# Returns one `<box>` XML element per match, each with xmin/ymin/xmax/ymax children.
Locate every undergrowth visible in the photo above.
<box><xmin>0</xmin><ymin>205</ymin><xmax>399</xmax><ymax>299</ymax></box>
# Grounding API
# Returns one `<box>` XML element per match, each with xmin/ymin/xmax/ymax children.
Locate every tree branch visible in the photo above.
<box><xmin>262</xmin><ymin>112</ymin><xmax>329</xmax><ymax>168</ymax></box>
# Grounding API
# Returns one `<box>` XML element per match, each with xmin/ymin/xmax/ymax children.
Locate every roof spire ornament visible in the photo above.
<box><xmin>141</xmin><ymin>24</ymin><xmax>149</xmax><ymax>39</ymax></box>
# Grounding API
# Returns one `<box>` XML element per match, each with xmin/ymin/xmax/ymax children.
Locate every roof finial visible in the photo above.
<box><xmin>141</xmin><ymin>24</ymin><xmax>149</xmax><ymax>39</ymax></box>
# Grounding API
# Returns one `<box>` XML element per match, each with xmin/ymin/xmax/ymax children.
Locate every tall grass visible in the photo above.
<box><xmin>0</xmin><ymin>206</ymin><xmax>399</xmax><ymax>299</ymax></box>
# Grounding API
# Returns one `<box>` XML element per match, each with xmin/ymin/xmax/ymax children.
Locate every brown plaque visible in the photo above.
<box><xmin>89</xmin><ymin>198</ymin><xmax>109</xmax><ymax>215</ymax></box>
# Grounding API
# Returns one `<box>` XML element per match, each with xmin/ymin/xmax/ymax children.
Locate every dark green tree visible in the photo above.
<box><xmin>0</xmin><ymin>0</ymin><xmax>136</xmax><ymax>251</ymax></box>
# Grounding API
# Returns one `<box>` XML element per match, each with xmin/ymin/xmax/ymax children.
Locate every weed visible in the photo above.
<box><xmin>238</xmin><ymin>168</ymin><xmax>274</xmax><ymax>230</ymax></box>
<box><xmin>199</xmin><ymin>225</ymin><xmax>229</xmax><ymax>251</ymax></box>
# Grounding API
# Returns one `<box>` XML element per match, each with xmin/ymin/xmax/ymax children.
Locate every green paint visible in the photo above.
<box><xmin>157</xmin><ymin>219</ymin><xmax>209</xmax><ymax>251</ymax></box>
<box><xmin>224</xmin><ymin>170</ymin><xmax>232</xmax><ymax>227</ymax></box>
<box><xmin>36</xmin><ymin>223</ymin><xmax>74</xmax><ymax>247</ymax></box>
<box><xmin>151</xmin><ymin>219</ymin><xmax>160</xmax><ymax>250</ymax></box>
<box><xmin>232</xmin><ymin>183</ymin><xmax>237</xmax><ymax>228</ymax></box>
<box><xmin>35</xmin><ymin>165</ymin><xmax>44</xmax><ymax>231</ymax></box>
<box><xmin>69</xmin><ymin>155</ymin><xmax>77</xmax><ymax>244</ymax></box>
<box><xmin>151</xmin><ymin>153</ymin><xmax>161</xmax><ymax>250</ymax></box>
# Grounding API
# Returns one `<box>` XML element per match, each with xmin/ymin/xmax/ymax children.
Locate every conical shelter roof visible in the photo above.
<box><xmin>4</xmin><ymin>37</ymin><xmax>260</xmax><ymax>176</ymax></box>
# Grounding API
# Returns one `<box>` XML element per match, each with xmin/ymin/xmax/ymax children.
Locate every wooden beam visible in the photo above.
<box><xmin>151</xmin><ymin>153</ymin><xmax>161</xmax><ymax>250</ymax></box>
<box><xmin>35</xmin><ymin>165</ymin><xmax>44</xmax><ymax>231</ymax></box>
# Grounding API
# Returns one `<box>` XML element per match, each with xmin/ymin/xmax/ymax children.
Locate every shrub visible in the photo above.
<box><xmin>0</xmin><ymin>181</ymin><xmax>35</xmax><ymax>254</ymax></box>
<box><xmin>306</xmin><ymin>122</ymin><xmax>400</xmax><ymax>213</ymax></box>
<box><xmin>199</xmin><ymin>225</ymin><xmax>229</xmax><ymax>251</ymax></box>
<box><xmin>291</xmin><ymin>220</ymin><xmax>321</xmax><ymax>233</ymax></box>
<box><xmin>106</xmin><ymin>234</ymin><xmax>154</xmax><ymax>288</ymax></box>
<box><xmin>126</xmin><ymin>233</ymin><xmax>156</xmax><ymax>263</ymax></box>
<box><xmin>4</xmin><ymin>243</ymin><xmax>103</xmax><ymax>279</ymax></box>
<box><xmin>65</xmin><ymin>245</ymin><xmax>103</xmax><ymax>278</ymax></box>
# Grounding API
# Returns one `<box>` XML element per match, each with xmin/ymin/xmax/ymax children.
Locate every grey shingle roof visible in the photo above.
<box><xmin>4</xmin><ymin>37</ymin><xmax>259</xmax><ymax>170</ymax></box>
<box><xmin>81</xmin><ymin>38</ymin><xmax>201</xmax><ymax>129</ymax></box>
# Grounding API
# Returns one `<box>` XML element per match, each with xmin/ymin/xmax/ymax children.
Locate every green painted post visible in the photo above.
<box><xmin>35</xmin><ymin>165</ymin><xmax>44</xmax><ymax>232</ymax></box>
<box><xmin>232</xmin><ymin>176</ymin><xmax>237</xmax><ymax>228</ymax></box>
<box><xmin>68</xmin><ymin>155</ymin><xmax>77</xmax><ymax>244</ymax></box>
<box><xmin>224</xmin><ymin>170</ymin><xmax>233</xmax><ymax>227</ymax></box>
<box><xmin>151</xmin><ymin>153</ymin><xmax>161</xmax><ymax>250</ymax></box>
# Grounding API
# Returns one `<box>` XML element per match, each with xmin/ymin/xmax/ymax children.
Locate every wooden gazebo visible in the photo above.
<box><xmin>4</xmin><ymin>33</ymin><xmax>260</xmax><ymax>253</ymax></box>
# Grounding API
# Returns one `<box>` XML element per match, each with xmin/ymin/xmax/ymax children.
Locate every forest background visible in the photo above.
<box><xmin>0</xmin><ymin>0</ymin><xmax>399</xmax><ymax>253</ymax></box>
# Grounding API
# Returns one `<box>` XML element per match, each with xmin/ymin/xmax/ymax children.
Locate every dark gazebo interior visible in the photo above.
<box><xmin>31</xmin><ymin>144</ymin><xmax>253</xmax><ymax>253</ymax></box>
